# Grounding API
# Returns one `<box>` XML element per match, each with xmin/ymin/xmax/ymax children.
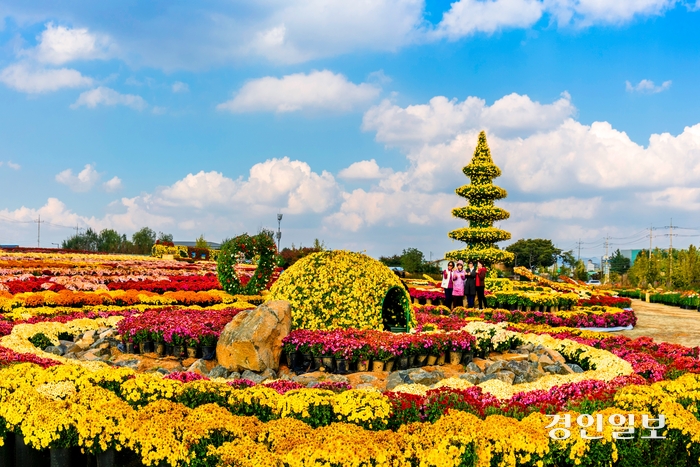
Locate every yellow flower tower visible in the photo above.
<box><xmin>445</xmin><ymin>131</ymin><xmax>515</xmax><ymax>265</ymax></box>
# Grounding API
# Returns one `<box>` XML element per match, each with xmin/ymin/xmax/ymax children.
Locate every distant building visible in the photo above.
<box><xmin>619</xmin><ymin>249</ymin><xmax>643</xmax><ymax>264</ymax></box>
<box><xmin>0</xmin><ymin>245</ymin><xmax>19</xmax><ymax>248</ymax></box>
<box><xmin>586</xmin><ymin>259</ymin><xmax>600</xmax><ymax>272</ymax></box>
<box><xmin>173</xmin><ymin>241</ymin><xmax>221</xmax><ymax>249</ymax></box>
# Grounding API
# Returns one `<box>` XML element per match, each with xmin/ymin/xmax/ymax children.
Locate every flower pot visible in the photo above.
<box><xmin>436</xmin><ymin>353</ymin><xmax>446</xmax><ymax>366</ymax></box>
<box><xmin>356</xmin><ymin>359</ymin><xmax>369</xmax><ymax>372</ymax></box>
<box><xmin>125</xmin><ymin>343</ymin><xmax>135</xmax><ymax>354</ymax></box>
<box><xmin>50</xmin><ymin>447</ymin><xmax>71</xmax><ymax>467</ymax></box>
<box><xmin>0</xmin><ymin>434</ymin><xmax>12</xmax><ymax>467</ymax></box>
<box><xmin>165</xmin><ymin>345</ymin><xmax>174</xmax><ymax>356</ymax></box>
<box><xmin>449</xmin><ymin>351</ymin><xmax>463</xmax><ymax>365</ymax></box>
<box><xmin>155</xmin><ymin>343</ymin><xmax>166</xmax><ymax>357</ymax></box>
<box><xmin>384</xmin><ymin>359</ymin><xmax>395</xmax><ymax>372</ymax></box>
<box><xmin>415</xmin><ymin>354</ymin><xmax>428</xmax><ymax>367</ymax></box>
<box><xmin>202</xmin><ymin>345</ymin><xmax>216</xmax><ymax>360</ymax></box>
<box><xmin>313</xmin><ymin>356</ymin><xmax>323</xmax><ymax>372</ymax></box>
<box><xmin>173</xmin><ymin>345</ymin><xmax>185</xmax><ymax>359</ymax></box>
<box><xmin>301</xmin><ymin>353</ymin><xmax>313</xmax><ymax>372</ymax></box>
<box><xmin>335</xmin><ymin>358</ymin><xmax>349</xmax><ymax>374</ymax></box>
<box><xmin>461</xmin><ymin>351</ymin><xmax>474</xmax><ymax>365</ymax></box>
<box><xmin>322</xmin><ymin>356</ymin><xmax>335</xmax><ymax>372</ymax></box>
<box><xmin>397</xmin><ymin>356</ymin><xmax>409</xmax><ymax>370</ymax></box>
<box><xmin>186</xmin><ymin>346</ymin><xmax>198</xmax><ymax>358</ymax></box>
<box><xmin>15</xmin><ymin>433</ymin><xmax>44</xmax><ymax>467</ymax></box>
<box><xmin>426</xmin><ymin>355</ymin><xmax>438</xmax><ymax>366</ymax></box>
<box><xmin>96</xmin><ymin>449</ymin><xmax>116</xmax><ymax>467</ymax></box>
<box><xmin>144</xmin><ymin>341</ymin><xmax>154</xmax><ymax>353</ymax></box>
<box><xmin>371</xmin><ymin>360</ymin><xmax>385</xmax><ymax>372</ymax></box>
<box><xmin>286</xmin><ymin>352</ymin><xmax>297</xmax><ymax>369</ymax></box>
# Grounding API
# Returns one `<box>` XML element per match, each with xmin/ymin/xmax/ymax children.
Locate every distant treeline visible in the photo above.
<box><xmin>61</xmin><ymin>227</ymin><xmax>172</xmax><ymax>255</ymax></box>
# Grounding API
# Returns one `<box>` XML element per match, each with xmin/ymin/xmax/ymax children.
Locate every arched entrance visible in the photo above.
<box><xmin>382</xmin><ymin>286</ymin><xmax>410</xmax><ymax>332</ymax></box>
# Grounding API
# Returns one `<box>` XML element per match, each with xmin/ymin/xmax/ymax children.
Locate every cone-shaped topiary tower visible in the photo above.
<box><xmin>445</xmin><ymin>131</ymin><xmax>515</xmax><ymax>265</ymax></box>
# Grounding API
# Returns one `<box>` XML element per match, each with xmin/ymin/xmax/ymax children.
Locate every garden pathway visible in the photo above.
<box><xmin>618</xmin><ymin>299</ymin><xmax>700</xmax><ymax>347</ymax></box>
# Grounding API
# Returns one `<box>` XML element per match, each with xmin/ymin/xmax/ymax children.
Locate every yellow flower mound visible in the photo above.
<box><xmin>267</xmin><ymin>250</ymin><xmax>413</xmax><ymax>330</ymax></box>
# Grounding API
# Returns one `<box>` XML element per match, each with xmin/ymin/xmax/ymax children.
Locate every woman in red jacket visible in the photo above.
<box><xmin>475</xmin><ymin>260</ymin><xmax>487</xmax><ymax>310</ymax></box>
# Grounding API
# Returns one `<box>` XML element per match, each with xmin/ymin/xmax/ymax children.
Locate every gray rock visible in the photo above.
<box><xmin>156</xmin><ymin>368</ymin><xmax>170</xmax><ymax>375</ymax></box>
<box><xmin>325</xmin><ymin>374</ymin><xmax>350</xmax><ymax>383</ymax></box>
<box><xmin>543</xmin><ymin>363</ymin><xmax>571</xmax><ymax>375</ymax></box>
<box><xmin>208</xmin><ymin>365</ymin><xmax>229</xmax><ymax>379</ymax></box>
<box><xmin>459</xmin><ymin>373</ymin><xmax>482</xmax><ymax>384</ymax></box>
<box><xmin>226</xmin><ymin>371</ymin><xmax>242</xmax><ymax>380</ymax></box>
<box><xmin>241</xmin><ymin>370</ymin><xmax>265</xmax><ymax>384</ymax></box>
<box><xmin>506</xmin><ymin>360</ymin><xmax>531</xmax><ymax>376</ymax></box>
<box><xmin>481</xmin><ymin>370</ymin><xmax>515</xmax><ymax>385</ymax></box>
<box><xmin>386</xmin><ymin>371</ymin><xmax>410</xmax><ymax>390</ymax></box>
<box><xmin>113</xmin><ymin>359</ymin><xmax>140</xmax><ymax>369</ymax></box>
<box><xmin>466</xmin><ymin>362</ymin><xmax>482</xmax><ymax>373</ymax></box>
<box><xmin>91</xmin><ymin>338</ymin><xmax>106</xmax><ymax>349</ymax></box>
<box><xmin>567</xmin><ymin>363</ymin><xmax>584</xmax><ymax>373</ymax></box>
<box><xmin>44</xmin><ymin>346</ymin><xmax>64</xmax><ymax>356</ymax></box>
<box><xmin>408</xmin><ymin>368</ymin><xmax>444</xmax><ymax>386</ymax></box>
<box><xmin>59</xmin><ymin>340</ymin><xmax>74</xmax><ymax>347</ymax></box>
<box><xmin>485</xmin><ymin>360</ymin><xmax>507</xmax><ymax>375</ymax></box>
<box><xmin>260</xmin><ymin>368</ymin><xmax>277</xmax><ymax>381</ymax></box>
<box><xmin>360</xmin><ymin>374</ymin><xmax>377</xmax><ymax>383</ymax></box>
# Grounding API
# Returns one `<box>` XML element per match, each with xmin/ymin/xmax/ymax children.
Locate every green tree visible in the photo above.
<box><xmin>158</xmin><ymin>232</ymin><xmax>173</xmax><ymax>243</ymax></box>
<box><xmin>574</xmin><ymin>260</ymin><xmax>589</xmax><ymax>282</ymax></box>
<box><xmin>609</xmin><ymin>249</ymin><xmax>631</xmax><ymax>275</ymax></box>
<box><xmin>132</xmin><ymin>227</ymin><xmax>156</xmax><ymax>255</ymax></box>
<box><xmin>97</xmin><ymin>229</ymin><xmax>122</xmax><ymax>252</ymax></box>
<box><xmin>400</xmin><ymin>248</ymin><xmax>425</xmax><ymax>273</ymax></box>
<box><xmin>379</xmin><ymin>254</ymin><xmax>402</xmax><ymax>267</ymax></box>
<box><xmin>505</xmin><ymin>239</ymin><xmax>561</xmax><ymax>269</ymax></box>
<box><xmin>195</xmin><ymin>234</ymin><xmax>209</xmax><ymax>249</ymax></box>
<box><xmin>62</xmin><ymin>228</ymin><xmax>99</xmax><ymax>251</ymax></box>
<box><xmin>445</xmin><ymin>131</ymin><xmax>513</xmax><ymax>265</ymax></box>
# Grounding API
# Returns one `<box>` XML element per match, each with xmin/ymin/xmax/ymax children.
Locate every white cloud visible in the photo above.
<box><xmin>159</xmin><ymin>157</ymin><xmax>340</xmax><ymax>214</ymax></box>
<box><xmin>338</xmin><ymin>160</ymin><xmax>393</xmax><ymax>180</ymax></box>
<box><xmin>103</xmin><ymin>176</ymin><xmax>123</xmax><ymax>192</ymax></box>
<box><xmin>625</xmin><ymin>79</ymin><xmax>672</xmax><ymax>94</ymax></box>
<box><xmin>638</xmin><ymin>187</ymin><xmax>700</xmax><ymax>211</ymax></box>
<box><xmin>0</xmin><ymin>161</ymin><xmax>21</xmax><ymax>170</ymax></box>
<box><xmin>55</xmin><ymin>164</ymin><xmax>101</xmax><ymax>192</ymax></box>
<box><xmin>545</xmin><ymin>0</ymin><xmax>677</xmax><ymax>26</ymax></box>
<box><xmin>32</xmin><ymin>22</ymin><xmax>112</xmax><ymax>65</ymax></box>
<box><xmin>217</xmin><ymin>70</ymin><xmax>381</xmax><ymax>113</ymax></box>
<box><xmin>362</xmin><ymin>92</ymin><xmax>575</xmax><ymax>147</ymax></box>
<box><xmin>171</xmin><ymin>81</ymin><xmax>189</xmax><ymax>93</ymax></box>
<box><xmin>502</xmin><ymin>197</ymin><xmax>603</xmax><ymax>220</ymax></box>
<box><xmin>0</xmin><ymin>62</ymin><xmax>93</xmax><ymax>93</ymax></box>
<box><xmin>434</xmin><ymin>0</ymin><xmax>544</xmax><ymax>39</ymax></box>
<box><xmin>71</xmin><ymin>86</ymin><xmax>147</xmax><ymax>110</ymax></box>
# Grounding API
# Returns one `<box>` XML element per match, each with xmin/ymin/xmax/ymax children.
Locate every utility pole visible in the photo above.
<box><xmin>35</xmin><ymin>215</ymin><xmax>44</xmax><ymax>248</ymax></box>
<box><xmin>576</xmin><ymin>239</ymin><xmax>582</xmax><ymax>261</ymax></box>
<box><xmin>668</xmin><ymin>218</ymin><xmax>673</xmax><ymax>287</ymax></box>
<box><xmin>604</xmin><ymin>235</ymin><xmax>610</xmax><ymax>284</ymax></box>
<box><xmin>649</xmin><ymin>224</ymin><xmax>653</xmax><ymax>260</ymax></box>
<box><xmin>276</xmin><ymin>213</ymin><xmax>283</xmax><ymax>253</ymax></box>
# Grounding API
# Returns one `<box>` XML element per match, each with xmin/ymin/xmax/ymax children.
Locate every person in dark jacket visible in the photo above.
<box><xmin>464</xmin><ymin>260</ymin><xmax>477</xmax><ymax>308</ymax></box>
<box><xmin>475</xmin><ymin>260</ymin><xmax>487</xmax><ymax>309</ymax></box>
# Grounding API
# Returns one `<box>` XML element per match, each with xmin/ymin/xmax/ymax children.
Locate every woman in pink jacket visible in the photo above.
<box><xmin>451</xmin><ymin>260</ymin><xmax>467</xmax><ymax>309</ymax></box>
<box><xmin>441</xmin><ymin>261</ymin><xmax>455</xmax><ymax>308</ymax></box>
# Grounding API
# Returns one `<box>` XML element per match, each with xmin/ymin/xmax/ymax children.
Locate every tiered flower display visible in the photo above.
<box><xmin>446</xmin><ymin>131</ymin><xmax>515</xmax><ymax>265</ymax></box>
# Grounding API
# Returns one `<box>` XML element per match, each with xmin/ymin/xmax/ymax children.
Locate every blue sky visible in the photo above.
<box><xmin>1</xmin><ymin>0</ymin><xmax>699</xmax><ymax>260</ymax></box>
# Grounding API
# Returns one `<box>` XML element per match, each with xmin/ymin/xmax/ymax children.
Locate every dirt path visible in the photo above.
<box><xmin>617</xmin><ymin>299</ymin><xmax>700</xmax><ymax>347</ymax></box>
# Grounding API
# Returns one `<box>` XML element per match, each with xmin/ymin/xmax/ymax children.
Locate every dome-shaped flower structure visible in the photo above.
<box><xmin>446</xmin><ymin>131</ymin><xmax>515</xmax><ymax>265</ymax></box>
<box><xmin>267</xmin><ymin>250</ymin><xmax>414</xmax><ymax>331</ymax></box>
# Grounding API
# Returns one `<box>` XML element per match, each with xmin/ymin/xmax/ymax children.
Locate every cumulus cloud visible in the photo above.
<box><xmin>31</xmin><ymin>22</ymin><xmax>112</xmax><ymax>65</ymax></box>
<box><xmin>103</xmin><ymin>176</ymin><xmax>123</xmax><ymax>192</ymax></box>
<box><xmin>625</xmin><ymin>79</ymin><xmax>672</xmax><ymax>94</ymax></box>
<box><xmin>363</xmin><ymin>92</ymin><xmax>575</xmax><ymax>147</ymax></box>
<box><xmin>171</xmin><ymin>81</ymin><xmax>189</xmax><ymax>93</ymax></box>
<box><xmin>0</xmin><ymin>161</ymin><xmax>21</xmax><ymax>170</ymax></box>
<box><xmin>71</xmin><ymin>87</ymin><xmax>147</xmax><ymax>110</ymax></box>
<box><xmin>545</xmin><ymin>0</ymin><xmax>677</xmax><ymax>26</ymax></box>
<box><xmin>160</xmin><ymin>157</ymin><xmax>340</xmax><ymax>214</ymax></box>
<box><xmin>338</xmin><ymin>160</ymin><xmax>393</xmax><ymax>180</ymax></box>
<box><xmin>217</xmin><ymin>70</ymin><xmax>381</xmax><ymax>113</ymax></box>
<box><xmin>55</xmin><ymin>164</ymin><xmax>101</xmax><ymax>192</ymax></box>
<box><xmin>0</xmin><ymin>62</ymin><xmax>93</xmax><ymax>93</ymax></box>
<box><xmin>434</xmin><ymin>0</ymin><xmax>544</xmax><ymax>39</ymax></box>
<box><xmin>638</xmin><ymin>187</ymin><xmax>700</xmax><ymax>211</ymax></box>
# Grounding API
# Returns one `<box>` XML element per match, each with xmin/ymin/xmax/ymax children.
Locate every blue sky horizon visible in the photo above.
<box><xmin>1</xmin><ymin>0</ymin><xmax>699</xmax><ymax>260</ymax></box>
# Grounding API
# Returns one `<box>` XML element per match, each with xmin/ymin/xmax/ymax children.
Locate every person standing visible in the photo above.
<box><xmin>451</xmin><ymin>260</ymin><xmax>467</xmax><ymax>309</ymax></box>
<box><xmin>464</xmin><ymin>260</ymin><xmax>477</xmax><ymax>308</ymax></box>
<box><xmin>475</xmin><ymin>260</ymin><xmax>487</xmax><ymax>309</ymax></box>
<box><xmin>441</xmin><ymin>261</ymin><xmax>455</xmax><ymax>308</ymax></box>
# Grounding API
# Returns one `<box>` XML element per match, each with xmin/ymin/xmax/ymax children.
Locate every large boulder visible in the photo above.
<box><xmin>216</xmin><ymin>300</ymin><xmax>292</xmax><ymax>373</ymax></box>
